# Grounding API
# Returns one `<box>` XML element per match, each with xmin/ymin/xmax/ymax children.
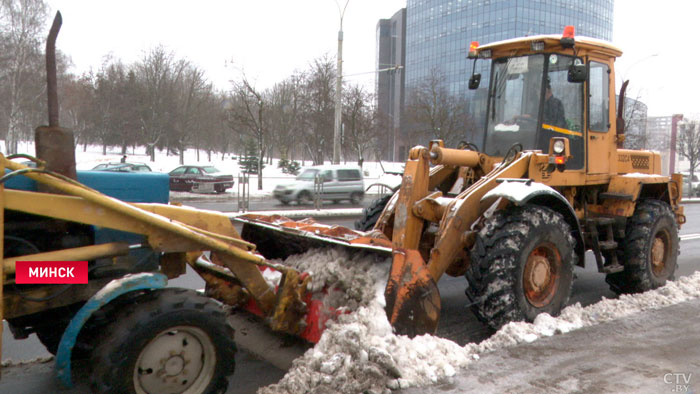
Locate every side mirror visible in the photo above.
<box><xmin>468</xmin><ymin>74</ymin><xmax>481</xmax><ymax>90</ymax></box>
<box><xmin>567</xmin><ymin>65</ymin><xmax>587</xmax><ymax>83</ymax></box>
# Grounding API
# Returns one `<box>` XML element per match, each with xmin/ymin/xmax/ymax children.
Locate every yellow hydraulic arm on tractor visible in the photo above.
<box><xmin>0</xmin><ymin>156</ymin><xmax>313</xmax><ymax>343</ymax></box>
<box><xmin>382</xmin><ymin>141</ymin><xmax>531</xmax><ymax>336</ymax></box>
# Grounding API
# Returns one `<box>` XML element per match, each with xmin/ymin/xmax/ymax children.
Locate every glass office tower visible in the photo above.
<box><xmin>378</xmin><ymin>0</ymin><xmax>614</xmax><ymax>160</ymax></box>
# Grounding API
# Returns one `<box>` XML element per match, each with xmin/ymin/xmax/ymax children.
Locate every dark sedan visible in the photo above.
<box><xmin>168</xmin><ymin>165</ymin><xmax>234</xmax><ymax>193</ymax></box>
<box><xmin>92</xmin><ymin>162</ymin><xmax>152</xmax><ymax>172</ymax></box>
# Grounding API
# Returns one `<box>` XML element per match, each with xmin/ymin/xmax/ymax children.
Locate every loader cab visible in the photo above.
<box><xmin>482</xmin><ymin>53</ymin><xmax>585</xmax><ymax>169</ymax></box>
<box><xmin>473</xmin><ymin>27</ymin><xmax>622</xmax><ymax>175</ymax></box>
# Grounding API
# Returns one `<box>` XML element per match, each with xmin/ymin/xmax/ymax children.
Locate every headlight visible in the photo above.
<box><xmin>553</xmin><ymin>140</ymin><xmax>565</xmax><ymax>154</ymax></box>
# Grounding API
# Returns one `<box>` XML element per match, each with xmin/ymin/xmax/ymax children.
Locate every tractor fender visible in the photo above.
<box><xmin>55</xmin><ymin>272</ymin><xmax>168</xmax><ymax>388</ymax></box>
<box><xmin>481</xmin><ymin>179</ymin><xmax>585</xmax><ymax>266</ymax></box>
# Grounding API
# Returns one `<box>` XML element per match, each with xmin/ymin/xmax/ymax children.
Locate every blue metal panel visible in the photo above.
<box><xmin>55</xmin><ymin>272</ymin><xmax>168</xmax><ymax>388</ymax></box>
<box><xmin>77</xmin><ymin>171</ymin><xmax>170</xmax><ymax>203</ymax></box>
<box><xmin>3</xmin><ymin>170</ymin><xmax>170</xmax><ymax>203</ymax></box>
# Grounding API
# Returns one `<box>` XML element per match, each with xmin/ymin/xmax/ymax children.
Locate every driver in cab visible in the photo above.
<box><xmin>542</xmin><ymin>79</ymin><xmax>566</xmax><ymax>128</ymax></box>
<box><xmin>507</xmin><ymin>79</ymin><xmax>566</xmax><ymax>128</ymax></box>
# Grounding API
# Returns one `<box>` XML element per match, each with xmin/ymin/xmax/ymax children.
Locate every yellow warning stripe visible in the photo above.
<box><xmin>542</xmin><ymin>123</ymin><xmax>583</xmax><ymax>137</ymax></box>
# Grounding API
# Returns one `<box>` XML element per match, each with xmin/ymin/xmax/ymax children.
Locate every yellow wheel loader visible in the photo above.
<box><xmin>242</xmin><ymin>26</ymin><xmax>684</xmax><ymax>336</ymax></box>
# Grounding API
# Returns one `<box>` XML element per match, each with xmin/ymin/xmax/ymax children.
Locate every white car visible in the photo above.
<box><xmin>273</xmin><ymin>165</ymin><xmax>364</xmax><ymax>205</ymax></box>
<box><xmin>682</xmin><ymin>173</ymin><xmax>700</xmax><ymax>197</ymax></box>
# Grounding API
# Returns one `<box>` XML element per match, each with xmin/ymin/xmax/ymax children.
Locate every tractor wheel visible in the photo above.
<box><xmin>605</xmin><ymin>200</ymin><xmax>679</xmax><ymax>294</ymax></box>
<box><xmin>36</xmin><ymin>326</ymin><xmax>64</xmax><ymax>355</ymax></box>
<box><xmin>354</xmin><ymin>193</ymin><xmax>393</xmax><ymax>231</ymax></box>
<box><xmin>465</xmin><ymin>205</ymin><xmax>575</xmax><ymax>330</ymax></box>
<box><xmin>90</xmin><ymin>288</ymin><xmax>236</xmax><ymax>394</ymax></box>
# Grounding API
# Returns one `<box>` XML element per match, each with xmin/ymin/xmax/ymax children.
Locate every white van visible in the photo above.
<box><xmin>273</xmin><ymin>165</ymin><xmax>364</xmax><ymax>205</ymax></box>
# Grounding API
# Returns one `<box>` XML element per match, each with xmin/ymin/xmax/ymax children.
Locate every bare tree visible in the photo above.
<box><xmin>92</xmin><ymin>60</ymin><xmax>141</xmax><ymax>155</ymax></box>
<box><xmin>135</xmin><ymin>46</ymin><xmax>186</xmax><ymax>161</ymax></box>
<box><xmin>405</xmin><ymin>68</ymin><xmax>474</xmax><ymax>148</ymax></box>
<box><xmin>268</xmin><ymin>75</ymin><xmax>303</xmax><ymax>162</ymax></box>
<box><xmin>171</xmin><ymin>65</ymin><xmax>209</xmax><ymax>164</ymax></box>
<box><xmin>229</xmin><ymin>75</ymin><xmax>268</xmax><ymax>190</ymax></box>
<box><xmin>194</xmin><ymin>89</ymin><xmax>228</xmax><ymax>162</ymax></box>
<box><xmin>300</xmin><ymin>56</ymin><xmax>336</xmax><ymax>165</ymax></box>
<box><xmin>0</xmin><ymin>0</ymin><xmax>48</xmax><ymax>154</ymax></box>
<box><xmin>678</xmin><ymin>120</ymin><xmax>700</xmax><ymax>197</ymax></box>
<box><xmin>342</xmin><ymin>84</ymin><xmax>376</xmax><ymax>168</ymax></box>
<box><xmin>60</xmin><ymin>73</ymin><xmax>94</xmax><ymax>151</ymax></box>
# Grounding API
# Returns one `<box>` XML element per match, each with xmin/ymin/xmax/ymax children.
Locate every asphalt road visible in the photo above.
<box><xmin>1</xmin><ymin>200</ymin><xmax>699</xmax><ymax>393</ymax></box>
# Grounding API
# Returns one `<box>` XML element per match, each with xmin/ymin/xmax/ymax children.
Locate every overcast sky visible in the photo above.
<box><xmin>45</xmin><ymin>0</ymin><xmax>698</xmax><ymax>117</ymax></box>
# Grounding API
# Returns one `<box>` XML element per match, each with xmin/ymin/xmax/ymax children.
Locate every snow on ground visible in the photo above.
<box><xmin>261</xmin><ymin>247</ymin><xmax>700</xmax><ymax>394</ymax></box>
<box><xmin>9</xmin><ymin>141</ymin><xmax>404</xmax><ymax>198</ymax></box>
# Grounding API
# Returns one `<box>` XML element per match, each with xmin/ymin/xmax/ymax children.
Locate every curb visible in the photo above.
<box><xmin>225</xmin><ymin>208</ymin><xmax>364</xmax><ymax>219</ymax></box>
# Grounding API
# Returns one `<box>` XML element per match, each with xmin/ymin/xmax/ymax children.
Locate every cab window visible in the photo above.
<box><xmin>541</xmin><ymin>54</ymin><xmax>584</xmax><ymax>169</ymax></box>
<box><xmin>589</xmin><ymin>61</ymin><xmax>610</xmax><ymax>132</ymax></box>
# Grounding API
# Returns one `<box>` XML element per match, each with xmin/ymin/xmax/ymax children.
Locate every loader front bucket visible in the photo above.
<box><xmin>385</xmin><ymin>249</ymin><xmax>440</xmax><ymax>337</ymax></box>
<box><xmin>235</xmin><ymin>215</ymin><xmax>440</xmax><ymax>337</ymax></box>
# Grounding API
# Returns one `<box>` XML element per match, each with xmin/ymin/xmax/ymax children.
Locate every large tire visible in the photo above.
<box><xmin>354</xmin><ymin>193</ymin><xmax>393</xmax><ymax>231</ymax></box>
<box><xmin>90</xmin><ymin>288</ymin><xmax>236</xmax><ymax>394</ymax></box>
<box><xmin>605</xmin><ymin>200</ymin><xmax>679</xmax><ymax>294</ymax></box>
<box><xmin>465</xmin><ymin>205</ymin><xmax>575</xmax><ymax>330</ymax></box>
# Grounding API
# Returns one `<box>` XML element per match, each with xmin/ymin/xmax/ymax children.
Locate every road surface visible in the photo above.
<box><xmin>1</xmin><ymin>199</ymin><xmax>698</xmax><ymax>393</ymax></box>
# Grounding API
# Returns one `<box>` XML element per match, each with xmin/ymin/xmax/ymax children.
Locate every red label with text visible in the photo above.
<box><xmin>15</xmin><ymin>261</ymin><xmax>88</xmax><ymax>284</ymax></box>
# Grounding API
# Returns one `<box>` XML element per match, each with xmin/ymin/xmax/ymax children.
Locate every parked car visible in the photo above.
<box><xmin>273</xmin><ymin>165</ymin><xmax>364</xmax><ymax>205</ymax></box>
<box><xmin>682</xmin><ymin>173</ymin><xmax>700</xmax><ymax>197</ymax></box>
<box><xmin>168</xmin><ymin>165</ymin><xmax>234</xmax><ymax>193</ymax></box>
<box><xmin>91</xmin><ymin>162</ymin><xmax>152</xmax><ymax>172</ymax></box>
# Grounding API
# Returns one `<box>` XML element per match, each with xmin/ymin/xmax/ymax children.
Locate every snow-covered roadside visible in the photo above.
<box><xmin>260</xmin><ymin>249</ymin><xmax>700</xmax><ymax>394</ymax></box>
<box><xmin>10</xmin><ymin>141</ymin><xmax>404</xmax><ymax>200</ymax></box>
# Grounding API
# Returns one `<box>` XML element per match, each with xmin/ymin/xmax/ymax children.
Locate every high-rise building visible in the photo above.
<box><xmin>376</xmin><ymin>9</ymin><xmax>406</xmax><ymax>161</ymax></box>
<box><xmin>376</xmin><ymin>0</ymin><xmax>615</xmax><ymax>161</ymax></box>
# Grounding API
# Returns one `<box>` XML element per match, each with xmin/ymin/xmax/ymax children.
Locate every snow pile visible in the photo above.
<box><xmin>272</xmin><ymin>248</ymin><xmax>391</xmax><ymax>312</ymax></box>
<box><xmin>261</xmin><ymin>258</ymin><xmax>700</xmax><ymax>394</ymax></box>
<box><xmin>1</xmin><ymin>356</ymin><xmax>53</xmax><ymax>368</ymax></box>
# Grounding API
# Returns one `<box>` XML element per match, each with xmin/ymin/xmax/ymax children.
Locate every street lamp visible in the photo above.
<box><xmin>333</xmin><ymin>0</ymin><xmax>350</xmax><ymax>165</ymax></box>
<box><xmin>619</xmin><ymin>53</ymin><xmax>658</xmax><ymax>86</ymax></box>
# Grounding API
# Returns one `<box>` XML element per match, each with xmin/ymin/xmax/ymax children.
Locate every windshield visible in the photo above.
<box><xmin>484</xmin><ymin>55</ymin><xmax>545</xmax><ymax>157</ymax></box>
<box><xmin>202</xmin><ymin>166</ymin><xmax>220</xmax><ymax>174</ymax></box>
<box><xmin>296</xmin><ymin>169</ymin><xmax>319</xmax><ymax>181</ymax></box>
<box><xmin>483</xmin><ymin>53</ymin><xmax>584</xmax><ymax>169</ymax></box>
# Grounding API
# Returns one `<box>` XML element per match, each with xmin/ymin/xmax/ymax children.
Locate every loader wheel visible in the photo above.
<box><xmin>354</xmin><ymin>193</ymin><xmax>393</xmax><ymax>231</ymax></box>
<box><xmin>90</xmin><ymin>288</ymin><xmax>236</xmax><ymax>394</ymax></box>
<box><xmin>466</xmin><ymin>205</ymin><xmax>575</xmax><ymax>330</ymax></box>
<box><xmin>605</xmin><ymin>200</ymin><xmax>679</xmax><ymax>294</ymax></box>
